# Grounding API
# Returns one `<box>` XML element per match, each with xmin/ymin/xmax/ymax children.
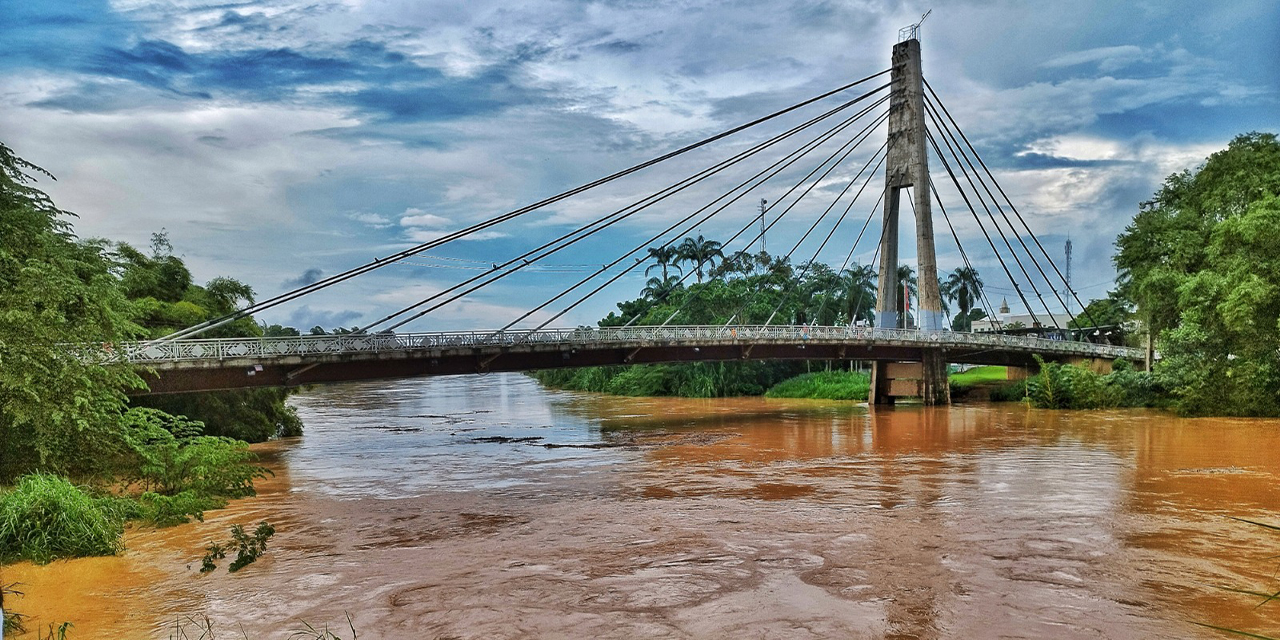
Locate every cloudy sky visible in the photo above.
<box><xmin>3</xmin><ymin>0</ymin><xmax>1277</xmax><ymax>331</ymax></box>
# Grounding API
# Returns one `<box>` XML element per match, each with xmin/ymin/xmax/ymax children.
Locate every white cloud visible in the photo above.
<box><xmin>404</xmin><ymin>228</ymin><xmax>508</xmax><ymax>242</ymax></box>
<box><xmin>350</xmin><ymin>212</ymin><xmax>392</xmax><ymax>228</ymax></box>
<box><xmin>399</xmin><ymin>209</ymin><xmax>452</xmax><ymax>228</ymax></box>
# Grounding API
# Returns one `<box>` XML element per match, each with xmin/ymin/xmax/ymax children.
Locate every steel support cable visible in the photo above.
<box><xmin>923</xmin><ymin>95</ymin><xmax>1074</xmax><ymax>329</ymax></box>
<box><xmin>645</xmin><ymin>111</ymin><xmax>892</xmax><ymax>328</ymax></box>
<box><xmin>924</xmin><ymin>110</ymin><xmax>1057</xmax><ymax>328</ymax></box>
<box><xmin>763</xmin><ymin>150</ymin><xmax>888</xmax><ymax>325</ymax></box>
<box><xmin>517</xmin><ymin>109</ymin><xmax>892</xmax><ymax>335</ymax></box>
<box><xmin>732</xmin><ymin>146</ymin><xmax>886</xmax><ymax>329</ymax></box>
<box><xmin>389</xmin><ymin>99</ymin><xmax>891</xmax><ymax>335</ymax></box>
<box><xmin>363</xmin><ymin>89</ymin><xmax>892</xmax><ymax>333</ymax></box>
<box><xmin>847</xmin><ymin>223</ymin><xmax>885</xmax><ymax>327</ymax></box>
<box><xmin>928</xmin><ymin>179</ymin><xmax>1004</xmax><ymax>332</ymax></box>
<box><xmin>153</xmin><ymin>70</ymin><xmax>892</xmax><ymax>343</ymax></box>
<box><xmin>925</xmin><ymin>129</ymin><xmax>1042</xmax><ymax>328</ymax></box>
<box><xmin>923</xmin><ymin>81</ymin><xmax>1101</xmax><ymax>331</ymax></box>
<box><xmin>810</xmin><ymin>191</ymin><xmax>885</xmax><ymax>326</ymax></box>
<box><xmin>925</xmin><ymin>103</ymin><xmax>1059</xmax><ymax>329</ymax></box>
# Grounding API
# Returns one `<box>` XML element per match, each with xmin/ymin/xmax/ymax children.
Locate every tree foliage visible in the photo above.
<box><xmin>551</xmin><ymin>239</ymin><xmax>890</xmax><ymax>397</ymax></box>
<box><xmin>1115</xmin><ymin>132</ymin><xmax>1280</xmax><ymax>415</ymax></box>
<box><xmin>112</xmin><ymin>232</ymin><xmax>303</xmax><ymax>440</ymax></box>
<box><xmin>0</xmin><ymin>143</ymin><xmax>144</xmax><ymax>479</ymax></box>
<box><xmin>941</xmin><ymin>267</ymin><xmax>984</xmax><ymax>330</ymax></box>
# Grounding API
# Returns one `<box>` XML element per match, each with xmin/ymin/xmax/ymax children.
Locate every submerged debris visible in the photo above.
<box><xmin>472</xmin><ymin>436</ymin><xmax>544</xmax><ymax>444</ymax></box>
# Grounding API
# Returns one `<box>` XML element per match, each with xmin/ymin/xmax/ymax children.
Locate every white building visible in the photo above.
<box><xmin>972</xmin><ymin>298</ymin><xmax>1075</xmax><ymax>332</ymax></box>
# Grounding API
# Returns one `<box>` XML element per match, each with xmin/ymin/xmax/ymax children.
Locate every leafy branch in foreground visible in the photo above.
<box><xmin>200</xmin><ymin>521</ymin><xmax>275</xmax><ymax>573</ymax></box>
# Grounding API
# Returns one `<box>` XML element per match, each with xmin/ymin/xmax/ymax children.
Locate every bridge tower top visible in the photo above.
<box><xmin>875</xmin><ymin>37</ymin><xmax>945</xmax><ymax>334</ymax></box>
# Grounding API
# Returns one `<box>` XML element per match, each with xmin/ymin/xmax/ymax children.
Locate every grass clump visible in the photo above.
<box><xmin>765</xmin><ymin>371</ymin><xmax>870</xmax><ymax>400</ymax></box>
<box><xmin>0</xmin><ymin>473</ymin><xmax>126</xmax><ymax>564</ymax></box>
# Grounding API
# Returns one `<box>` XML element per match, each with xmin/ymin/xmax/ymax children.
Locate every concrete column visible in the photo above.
<box><xmin>875</xmin><ymin>187</ymin><xmax>901</xmax><ymax>329</ymax></box>
<box><xmin>872</xmin><ymin>37</ymin><xmax>950</xmax><ymax>405</ymax></box>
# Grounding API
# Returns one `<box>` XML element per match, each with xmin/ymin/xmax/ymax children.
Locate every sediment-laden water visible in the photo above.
<box><xmin>6</xmin><ymin>373</ymin><xmax>1280</xmax><ymax>638</ymax></box>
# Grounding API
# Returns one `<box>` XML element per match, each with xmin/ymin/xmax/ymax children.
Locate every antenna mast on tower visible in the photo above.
<box><xmin>1064</xmin><ymin>237</ymin><xmax>1073</xmax><ymax>315</ymax></box>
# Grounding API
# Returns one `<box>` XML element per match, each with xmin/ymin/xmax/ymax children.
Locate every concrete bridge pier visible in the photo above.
<box><xmin>869</xmin><ymin>350</ymin><xmax>951</xmax><ymax>405</ymax></box>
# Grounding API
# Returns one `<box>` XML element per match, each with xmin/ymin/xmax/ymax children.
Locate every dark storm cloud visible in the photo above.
<box><xmin>284</xmin><ymin>267</ymin><xmax>325</xmax><ymax>287</ymax></box>
<box><xmin>25</xmin><ymin>30</ymin><xmax>546</xmax><ymax>125</ymax></box>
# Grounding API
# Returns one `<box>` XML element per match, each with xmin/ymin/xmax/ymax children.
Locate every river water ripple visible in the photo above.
<box><xmin>6</xmin><ymin>373</ymin><xmax>1280</xmax><ymax>638</ymax></box>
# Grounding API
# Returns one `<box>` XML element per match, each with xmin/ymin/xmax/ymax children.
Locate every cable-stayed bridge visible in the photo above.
<box><xmin>116</xmin><ymin>30</ymin><xmax>1143</xmax><ymax>404</ymax></box>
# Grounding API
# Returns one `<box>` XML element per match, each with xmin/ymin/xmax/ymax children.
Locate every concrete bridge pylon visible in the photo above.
<box><xmin>870</xmin><ymin>37</ymin><xmax>950</xmax><ymax>406</ymax></box>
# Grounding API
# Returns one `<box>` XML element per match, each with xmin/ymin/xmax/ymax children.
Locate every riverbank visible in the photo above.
<box><xmin>0</xmin><ymin>440</ymin><xmax>297</xmax><ymax>638</ymax></box>
<box><xmin>532</xmin><ymin>360</ymin><xmax>1170</xmax><ymax>411</ymax></box>
<box><xmin>5</xmin><ymin>374</ymin><xmax>1279</xmax><ymax>638</ymax></box>
<box><xmin>532</xmin><ymin>364</ymin><xmax>1018</xmax><ymax>402</ymax></box>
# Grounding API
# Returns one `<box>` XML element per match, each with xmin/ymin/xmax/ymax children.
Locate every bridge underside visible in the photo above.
<box><xmin>136</xmin><ymin>341</ymin><xmax>1087</xmax><ymax>395</ymax></box>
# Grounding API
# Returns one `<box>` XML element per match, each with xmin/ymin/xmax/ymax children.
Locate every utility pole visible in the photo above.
<box><xmin>758</xmin><ymin>198</ymin><xmax>767</xmax><ymax>253</ymax></box>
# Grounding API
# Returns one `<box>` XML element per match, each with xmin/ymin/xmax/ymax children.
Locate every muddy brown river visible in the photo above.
<box><xmin>5</xmin><ymin>373</ymin><xmax>1280</xmax><ymax>638</ymax></box>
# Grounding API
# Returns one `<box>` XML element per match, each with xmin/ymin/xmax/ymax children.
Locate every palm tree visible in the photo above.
<box><xmin>642</xmin><ymin>275</ymin><xmax>682</xmax><ymax>301</ymax></box>
<box><xmin>941</xmin><ymin>266</ymin><xmax>984</xmax><ymax>331</ymax></box>
<box><xmin>839</xmin><ymin>264</ymin><xmax>877</xmax><ymax>325</ymax></box>
<box><xmin>896</xmin><ymin>264</ymin><xmax>917</xmax><ymax>304</ymax></box>
<box><xmin>676</xmin><ymin>235</ymin><xmax>724</xmax><ymax>283</ymax></box>
<box><xmin>644</xmin><ymin>246</ymin><xmax>682</xmax><ymax>280</ymax></box>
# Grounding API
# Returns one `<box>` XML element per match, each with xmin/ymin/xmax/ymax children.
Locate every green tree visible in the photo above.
<box><xmin>941</xmin><ymin>267</ymin><xmax>984</xmax><ymax>331</ymax></box>
<box><xmin>1114</xmin><ymin>132</ymin><xmax>1280</xmax><ymax>415</ymax></box>
<box><xmin>839</xmin><ymin>264</ymin><xmax>877</xmax><ymax>325</ymax></box>
<box><xmin>641</xmin><ymin>275</ymin><xmax>682</xmax><ymax>302</ymax></box>
<box><xmin>644</xmin><ymin>245</ymin><xmax>682</xmax><ymax>281</ymax></box>
<box><xmin>0</xmin><ymin>142</ymin><xmax>143</xmax><ymax>479</ymax></box>
<box><xmin>676</xmin><ymin>235</ymin><xmax>724</xmax><ymax>283</ymax></box>
<box><xmin>1068</xmin><ymin>290</ymin><xmax>1132</xmax><ymax>329</ymax></box>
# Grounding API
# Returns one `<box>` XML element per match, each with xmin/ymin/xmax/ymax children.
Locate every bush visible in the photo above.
<box><xmin>120</xmin><ymin>408</ymin><xmax>269</xmax><ymax>525</ymax></box>
<box><xmin>988</xmin><ymin>380</ymin><xmax>1029</xmax><ymax>402</ymax></box>
<box><xmin>1021</xmin><ymin>356</ymin><xmax>1168</xmax><ymax>409</ymax></box>
<box><xmin>137</xmin><ymin>491</ymin><xmax>223</xmax><ymax>528</ymax></box>
<box><xmin>0</xmin><ymin>474</ymin><xmax>126</xmax><ymax>564</ymax></box>
<box><xmin>765</xmin><ymin>371</ymin><xmax>870</xmax><ymax>400</ymax></box>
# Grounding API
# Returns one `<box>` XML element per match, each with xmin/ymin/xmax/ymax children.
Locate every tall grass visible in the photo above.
<box><xmin>0</xmin><ymin>473</ymin><xmax>126</xmax><ymax>564</ymax></box>
<box><xmin>764</xmin><ymin>371</ymin><xmax>870</xmax><ymax>400</ymax></box>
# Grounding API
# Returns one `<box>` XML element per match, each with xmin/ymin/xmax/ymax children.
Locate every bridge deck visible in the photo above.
<box><xmin>102</xmin><ymin>326</ymin><xmax>1142</xmax><ymax>395</ymax></box>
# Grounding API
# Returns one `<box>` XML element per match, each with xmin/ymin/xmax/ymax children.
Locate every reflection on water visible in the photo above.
<box><xmin>5</xmin><ymin>373</ymin><xmax>1280</xmax><ymax>638</ymax></box>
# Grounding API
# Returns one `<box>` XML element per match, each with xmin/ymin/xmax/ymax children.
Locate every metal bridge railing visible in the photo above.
<box><xmin>107</xmin><ymin>325</ymin><xmax>1142</xmax><ymax>365</ymax></box>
